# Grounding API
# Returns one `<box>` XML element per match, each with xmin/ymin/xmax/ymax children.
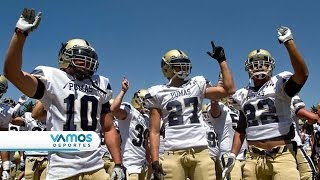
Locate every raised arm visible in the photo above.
<box><xmin>110</xmin><ymin>78</ymin><xmax>129</xmax><ymax>120</ymax></box>
<box><xmin>278</xmin><ymin>26</ymin><xmax>309</xmax><ymax>97</ymax></box>
<box><xmin>3</xmin><ymin>8</ymin><xmax>42</xmax><ymax>97</ymax></box>
<box><xmin>206</xmin><ymin>41</ymin><xmax>235</xmax><ymax>100</ymax></box>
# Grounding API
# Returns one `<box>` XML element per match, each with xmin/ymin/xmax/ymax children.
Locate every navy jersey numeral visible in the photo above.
<box><xmin>132</xmin><ymin>124</ymin><xmax>148</xmax><ymax>147</ymax></box>
<box><xmin>243</xmin><ymin>98</ymin><xmax>279</xmax><ymax>127</ymax></box>
<box><xmin>63</xmin><ymin>94</ymin><xmax>98</xmax><ymax>131</ymax></box>
<box><xmin>207</xmin><ymin>130</ymin><xmax>218</xmax><ymax>147</ymax></box>
<box><xmin>166</xmin><ymin>97</ymin><xmax>199</xmax><ymax>126</ymax></box>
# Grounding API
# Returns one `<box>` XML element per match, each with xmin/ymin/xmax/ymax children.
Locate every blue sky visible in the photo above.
<box><xmin>0</xmin><ymin>1</ymin><xmax>319</xmax><ymax>108</ymax></box>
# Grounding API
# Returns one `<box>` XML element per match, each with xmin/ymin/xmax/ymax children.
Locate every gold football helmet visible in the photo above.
<box><xmin>161</xmin><ymin>49</ymin><xmax>192</xmax><ymax>80</ymax></box>
<box><xmin>201</xmin><ymin>104</ymin><xmax>209</xmax><ymax>121</ymax></box>
<box><xmin>0</xmin><ymin>97</ymin><xmax>16</xmax><ymax>108</ymax></box>
<box><xmin>58</xmin><ymin>38</ymin><xmax>98</xmax><ymax>79</ymax></box>
<box><xmin>131</xmin><ymin>89</ymin><xmax>148</xmax><ymax>111</ymax></box>
<box><xmin>0</xmin><ymin>75</ymin><xmax>8</xmax><ymax>98</ymax></box>
<box><xmin>245</xmin><ymin>49</ymin><xmax>275</xmax><ymax>80</ymax></box>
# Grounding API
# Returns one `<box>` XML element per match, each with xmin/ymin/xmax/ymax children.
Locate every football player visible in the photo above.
<box><xmin>225</xmin><ymin>26</ymin><xmax>309</xmax><ymax>179</ymax></box>
<box><xmin>20</xmin><ymin>100</ymin><xmax>48</xmax><ymax>180</ymax></box>
<box><xmin>0</xmin><ymin>75</ymin><xmax>8</xmax><ymax>99</ymax></box>
<box><xmin>290</xmin><ymin>96</ymin><xmax>318</xmax><ymax>180</ymax></box>
<box><xmin>0</xmin><ymin>95</ymin><xmax>29</xmax><ymax>180</ymax></box>
<box><xmin>144</xmin><ymin>41</ymin><xmax>235</xmax><ymax>180</ymax></box>
<box><xmin>202</xmin><ymin>103</ymin><xmax>221</xmax><ymax>180</ymax></box>
<box><xmin>205</xmin><ymin>99</ymin><xmax>248</xmax><ymax>180</ymax></box>
<box><xmin>111</xmin><ymin>78</ymin><xmax>149</xmax><ymax>180</ymax></box>
<box><xmin>3</xmin><ymin>8</ymin><xmax>124</xmax><ymax>180</ymax></box>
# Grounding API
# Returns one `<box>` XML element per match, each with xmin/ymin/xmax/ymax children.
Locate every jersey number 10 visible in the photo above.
<box><xmin>63</xmin><ymin>94</ymin><xmax>98</xmax><ymax>131</ymax></box>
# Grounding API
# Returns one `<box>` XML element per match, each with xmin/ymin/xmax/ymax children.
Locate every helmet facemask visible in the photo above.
<box><xmin>58</xmin><ymin>39</ymin><xmax>99</xmax><ymax>81</ymax></box>
<box><xmin>65</xmin><ymin>47</ymin><xmax>99</xmax><ymax>80</ymax></box>
<box><xmin>167</xmin><ymin>58</ymin><xmax>191</xmax><ymax>79</ymax></box>
<box><xmin>245</xmin><ymin>51</ymin><xmax>275</xmax><ymax>80</ymax></box>
<box><xmin>0</xmin><ymin>84</ymin><xmax>7</xmax><ymax>98</ymax></box>
<box><xmin>1</xmin><ymin>98</ymin><xmax>16</xmax><ymax>108</ymax></box>
<box><xmin>0</xmin><ymin>76</ymin><xmax>8</xmax><ymax>98</ymax></box>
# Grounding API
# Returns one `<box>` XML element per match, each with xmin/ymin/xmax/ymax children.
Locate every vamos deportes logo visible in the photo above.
<box><xmin>0</xmin><ymin>131</ymin><xmax>100</xmax><ymax>152</ymax></box>
<box><xmin>51</xmin><ymin>133</ymin><xmax>93</xmax><ymax>149</ymax></box>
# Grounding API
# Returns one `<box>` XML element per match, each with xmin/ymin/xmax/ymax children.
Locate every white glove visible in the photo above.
<box><xmin>110</xmin><ymin>164</ymin><xmax>126</xmax><ymax>180</ymax></box>
<box><xmin>2</xmin><ymin>161</ymin><xmax>10</xmax><ymax>180</ymax></box>
<box><xmin>18</xmin><ymin>94</ymin><xmax>29</xmax><ymax>105</ymax></box>
<box><xmin>19</xmin><ymin>159</ymin><xmax>25</xmax><ymax>170</ymax></box>
<box><xmin>277</xmin><ymin>26</ymin><xmax>293</xmax><ymax>44</ymax></box>
<box><xmin>16</xmin><ymin>8</ymin><xmax>42</xmax><ymax>36</ymax></box>
<box><xmin>221</xmin><ymin>152</ymin><xmax>236</xmax><ymax>180</ymax></box>
<box><xmin>2</xmin><ymin>170</ymin><xmax>10</xmax><ymax>180</ymax></box>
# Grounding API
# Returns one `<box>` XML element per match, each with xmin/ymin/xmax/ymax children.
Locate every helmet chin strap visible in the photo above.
<box><xmin>69</xmin><ymin>65</ymin><xmax>90</xmax><ymax>81</ymax></box>
<box><xmin>68</xmin><ymin>66</ymin><xmax>107</xmax><ymax>94</ymax></box>
<box><xmin>167</xmin><ymin>71</ymin><xmax>188</xmax><ymax>86</ymax></box>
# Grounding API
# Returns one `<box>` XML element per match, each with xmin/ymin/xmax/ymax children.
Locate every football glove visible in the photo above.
<box><xmin>1</xmin><ymin>170</ymin><xmax>10</xmax><ymax>180</ymax></box>
<box><xmin>207</xmin><ymin>41</ymin><xmax>226</xmax><ymax>63</ymax></box>
<box><xmin>16</xmin><ymin>8</ymin><xmax>42</xmax><ymax>36</ymax></box>
<box><xmin>151</xmin><ymin>161</ymin><xmax>166</xmax><ymax>180</ymax></box>
<box><xmin>2</xmin><ymin>161</ymin><xmax>10</xmax><ymax>180</ymax></box>
<box><xmin>18</xmin><ymin>94</ymin><xmax>29</xmax><ymax>104</ymax></box>
<box><xmin>277</xmin><ymin>26</ymin><xmax>293</xmax><ymax>44</ymax></box>
<box><xmin>221</xmin><ymin>152</ymin><xmax>236</xmax><ymax>180</ymax></box>
<box><xmin>110</xmin><ymin>164</ymin><xmax>126</xmax><ymax>180</ymax></box>
<box><xmin>19</xmin><ymin>159</ymin><xmax>25</xmax><ymax>171</ymax></box>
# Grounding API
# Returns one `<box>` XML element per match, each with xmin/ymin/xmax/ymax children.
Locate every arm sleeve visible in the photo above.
<box><xmin>235</xmin><ymin>110</ymin><xmax>247</xmax><ymax>134</ymax></box>
<box><xmin>284</xmin><ymin>77</ymin><xmax>304</xmax><ymax>97</ymax></box>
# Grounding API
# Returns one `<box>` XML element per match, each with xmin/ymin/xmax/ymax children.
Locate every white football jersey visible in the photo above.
<box><xmin>117</xmin><ymin>102</ymin><xmax>149</xmax><ymax>174</ymax></box>
<box><xmin>23</xmin><ymin>112</ymin><xmax>48</xmax><ymax>156</ymax></box>
<box><xmin>0</xmin><ymin>103</ymin><xmax>14</xmax><ymax>128</ymax></box>
<box><xmin>204</xmin><ymin>120</ymin><xmax>219</xmax><ymax>158</ymax></box>
<box><xmin>207</xmin><ymin>103</ymin><xmax>247</xmax><ymax>160</ymax></box>
<box><xmin>232</xmin><ymin>71</ymin><xmax>295</xmax><ymax>141</ymax></box>
<box><xmin>228</xmin><ymin>106</ymin><xmax>248</xmax><ymax>160</ymax></box>
<box><xmin>290</xmin><ymin>95</ymin><xmax>305</xmax><ymax>146</ymax></box>
<box><xmin>145</xmin><ymin>76</ymin><xmax>208</xmax><ymax>150</ymax></box>
<box><xmin>211</xmin><ymin>103</ymin><xmax>234</xmax><ymax>158</ymax></box>
<box><xmin>32</xmin><ymin>66</ymin><xmax>112</xmax><ymax>179</ymax></box>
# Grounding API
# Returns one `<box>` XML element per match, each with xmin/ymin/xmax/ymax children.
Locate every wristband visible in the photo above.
<box><xmin>15</xmin><ymin>27</ymin><xmax>28</xmax><ymax>37</ymax></box>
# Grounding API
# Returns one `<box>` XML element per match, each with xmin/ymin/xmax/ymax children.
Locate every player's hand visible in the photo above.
<box><xmin>16</xmin><ymin>8</ymin><xmax>42</xmax><ymax>36</ymax></box>
<box><xmin>111</xmin><ymin>164</ymin><xmax>126</xmax><ymax>180</ymax></box>
<box><xmin>18</xmin><ymin>94</ymin><xmax>29</xmax><ymax>104</ymax></box>
<box><xmin>19</xmin><ymin>159</ymin><xmax>25</xmax><ymax>171</ymax></box>
<box><xmin>151</xmin><ymin>161</ymin><xmax>166</xmax><ymax>180</ymax></box>
<box><xmin>207</xmin><ymin>41</ymin><xmax>226</xmax><ymax>63</ymax></box>
<box><xmin>121</xmin><ymin>77</ymin><xmax>129</xmax><ymax>93</ymax></box>
<box><xmin>277</xmin><ymin>26</ymin><xmax>293</xmax><ymax>44</ymax></box>
<box><xmin>221</xmin><ymin>152</ymin><xmax>236</xmax><ymax>180</ymax></box>
<box><xmin>2</xmin><ymin>161</ymin><xmax>10</xmax><ymax>180</ymax></box>
<box><xmin>1</xmin><ymin>170</ymin><xmax>10</xmax><ymax>180</ymax></box>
